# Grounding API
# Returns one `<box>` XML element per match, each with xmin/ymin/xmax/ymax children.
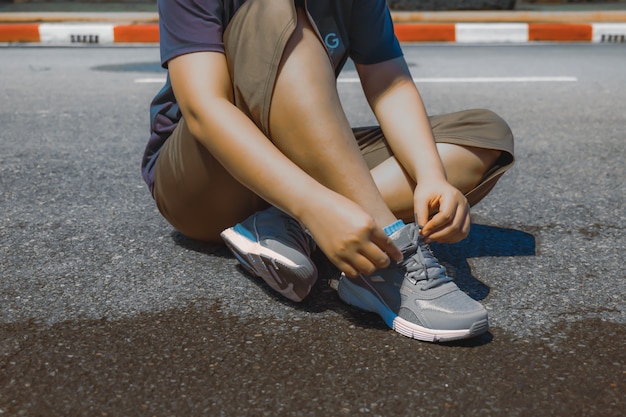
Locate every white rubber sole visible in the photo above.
<box><xmin>393</xmin><ymin>316</ymin><xmax>489</xmax><ymax>343</ymax></box>
<box><xmin>220</xmin><ymin>228</ymin><xmax>310</xmax><ymax>302</ymax></box>
<box><xmin>337</xmin><ymin>276</ymin><xmax>488</xmax><ymax>343</ymax></box>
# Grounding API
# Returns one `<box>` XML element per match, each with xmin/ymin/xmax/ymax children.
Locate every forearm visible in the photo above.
<box><xmin>358</xmin><ymin>59</ymin><xmax>447</xmax><ymax>185</ymax></box>
<box><xmin>376</xmin><ymin>82</ymin><xmax>447</xmax><ymax>184</ymax></box>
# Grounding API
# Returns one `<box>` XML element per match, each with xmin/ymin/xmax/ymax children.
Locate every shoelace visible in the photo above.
<box><xmin>401</xmin><ymin>227</ymin><xmax>453</xmax><ymax>290</ymax></box>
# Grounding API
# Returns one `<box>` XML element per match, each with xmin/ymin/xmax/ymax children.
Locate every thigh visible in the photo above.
<box><xmin>153</xmin><ymin>118</ymin><xmax>267</xmax><ymax>242</ymax></box>
<box><xmin>224</xmin><ymin>0</ymin><xmax>323</xmax><ymax>136</ymax></box>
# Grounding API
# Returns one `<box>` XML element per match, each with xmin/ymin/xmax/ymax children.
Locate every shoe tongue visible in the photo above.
<box><xmin>389</xmin><ymin>223</ymin><xmax>417</xmax><ymax>252</ymax></box>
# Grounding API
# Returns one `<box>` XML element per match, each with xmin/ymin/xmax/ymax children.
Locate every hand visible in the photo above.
<box><xmin>301</xmin><ymin>195</ymin><xmax>403</xmax><ymax>278</ymax></box>
<box><xmin>414</xmin><ymin>180</ymin><xmax>470</xmax><ymax>244</ymax></box>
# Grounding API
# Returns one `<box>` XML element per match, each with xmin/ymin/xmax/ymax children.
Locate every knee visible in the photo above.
<box><xmin>474</xmin><ymin>109</ymin><xmax>514</xmax><ymax>145</ymax></box>
<box><xmin>459</xmin><ymin>109</ymin><xmax>515</xmax><ymax>165</ymax></box>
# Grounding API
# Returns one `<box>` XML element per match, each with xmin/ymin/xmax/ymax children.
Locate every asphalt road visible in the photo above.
<box><xmin>0</xmin><ymin>44</ymin><xmax>624</xmax><ymax>416</ymax></box>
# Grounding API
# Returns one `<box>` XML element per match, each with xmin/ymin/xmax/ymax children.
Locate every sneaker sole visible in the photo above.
<box><xmin>220</xmin><ymin>228</ymin><xmax>315</xmax><ymax>302</ymax></box>
<box><xmin>394</xmin><ymin>316</ymin><xmax>489</xmax><ymax>343</ymax></box>
<box><xmin>337</xmin><ymin>276</ymin><xmax>488</xmax><ymax>342</ymax></box>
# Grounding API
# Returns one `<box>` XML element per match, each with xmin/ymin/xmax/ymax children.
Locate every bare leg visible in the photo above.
<box><xmin>372</xmin><ymin>144</ymin><xmax>502</xmax><ymax>221</ymax></box>
<box><xmin>268</xmin><ymin>7</ymin><xmax>396</xmax><ymax>227</ymax></box>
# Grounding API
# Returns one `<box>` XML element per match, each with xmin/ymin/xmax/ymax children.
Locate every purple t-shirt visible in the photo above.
<box><xmin>142</xmin><ymin>0</ymin><xmax>403</xmax><ymax>193</ymax></box>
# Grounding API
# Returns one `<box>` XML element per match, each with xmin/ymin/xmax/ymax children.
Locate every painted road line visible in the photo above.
<box><xmin>134</xmin><ymin>76</ymin><xmax>578</xmax><ymax>84</ymax></box>
<box><xmin>393</xmin><ymin>22</ymin><xmax>626</xmax><ymax>43</ymax></box>
<box><xmin>412</xmin><ymin>76</ymin><xmax>579</xmax><ymax>83</ymax></box>
<box><xmin>113</xmin><ymin>24</ymin><xmax>159</xmax><ymax>43</ymax></box>
<box><xmin>39</xmin><ymin>23</ymin><xmax>114</xmax><ymax>44</ymax></box>
<box><xmin>592</xmin><ymin>23</ymin><xmax>626</xmax><ymax>42</ymax></box>
<box><xmin>456</xmin><ymin>23</ymin><xmax>529</xmax><ymax>43</ymax></box>
<box><xmin>335</xmin><ymin>76</ymin><xmax>578</xmax><ymax>84</ymax></box>
<box><xmin>390</xmin><ymin>10</ymin><xmax>626</xmax><ymax>24</ymax></box>
<box><xmin>0</xmin><ymin>23</ymin><xmax>39</xmax><ymax>42</ymax></box>
<box><xmin>394</xmin><ymin>23</ymin><xmax>456</xmax><ymax>42</ymax></box>
<box><xmin>2</xmin><ymin>22</ymin><xmax>626</xmax><ymax>44</ymax></box>
<box><xmin>528</xmin><ymin>24</ymin><xmax>592</xmax><ymax>42</ymax></box>
<box><xmin>134</xmin><ymin>78</ymin><xmax>167</xmax><ymax>83</ymax></box>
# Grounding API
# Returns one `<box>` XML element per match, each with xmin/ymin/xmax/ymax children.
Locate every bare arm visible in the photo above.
<box><xmin>168</xmin><ymin>51</ymin><xmax>401</xmax><ymax>274</ymax></box>
<box><xmin>357</xmin><ymin>57</ymin><xmax>470</xmax><ymax>242</ymax></box>
<box><xmin>168</xmin><ymin>51</ymin><xmax>330</xmax><ymax>221</ymax></box>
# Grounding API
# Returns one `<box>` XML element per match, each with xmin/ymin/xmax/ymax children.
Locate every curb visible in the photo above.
<box><xmin>0</xmin><ymin>23</ymin><xmax>160</xmax><ymax>44</ymax></box>
<box><xmin>1</xmin><ymin>10</ymin><xmax>626</xmax><ymax>44</ymax></box>
<box><xmin>2</xmin><ymin>22</ymin><xmax>625</xmax><ymax>44</ymax></box>
<box><xmin>396</xmin><ymin>22</ymin><xmax>626</xmax><ymax>43</ymax></box>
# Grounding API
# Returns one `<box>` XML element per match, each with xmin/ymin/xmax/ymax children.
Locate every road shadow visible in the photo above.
<box><xmin>330</xmin><ymin>223</ymin><xmax>535</xmax><ymax>345</ymax></box>
<box><xmin>170</xmin><ymin>230</ymin><xmax>232</xmax><ymax>258</ymax></box>
<box><xmin>91</xmin><ymin>61</ymin><xmax>165</xmax><ymax>74</ymax></box>
<box><xmin>429</xmin><ymin>223</ymin><xmax>536</xmax><ymax>300</ymax></box>
<box><xmin>172</xmin><ymin>223</ymin><xmax>536</xmax><ymax>346</ymax></box>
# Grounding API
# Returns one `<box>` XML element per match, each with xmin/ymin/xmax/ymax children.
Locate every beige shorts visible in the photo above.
<box><xmin>353</xmin><ymin>109</ymin><xmax>514</xmax><ymax>207</ymax></box>
<box><xmin>153</xmin><ymin>0</ymin><xmax>514</xmax><ymax>239</ymax></box>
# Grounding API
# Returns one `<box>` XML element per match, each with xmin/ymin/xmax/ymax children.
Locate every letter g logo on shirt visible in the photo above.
<box><xmin>324</xmin><ymin>32</ymin><xmax>340</xmax><ymax>49</ymax></box>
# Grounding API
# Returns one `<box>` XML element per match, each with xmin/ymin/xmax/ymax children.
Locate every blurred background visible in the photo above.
<box><xmin>1</xmin><ymin>0</ymin><xmax>626</xmax><ymax>12</ymax></box>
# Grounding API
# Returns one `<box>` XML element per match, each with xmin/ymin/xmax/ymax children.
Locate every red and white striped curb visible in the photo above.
<box><xmin>1</xmin><ymin>22</ymin><xmax>625</xmax><ymax>44</ymax></box>
<box><xmin>395</xmin><ymin>22</ymin><xmax>626</xmax><ymax>43</ymax></box>
<box><xmin>0</xmin><ymin>23</ymin><xmax>158</xmax><ymax>44</ymax></box>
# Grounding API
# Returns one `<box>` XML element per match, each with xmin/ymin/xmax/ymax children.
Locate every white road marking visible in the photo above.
<box><xmin>39</xmin><ymin>23</ymin><xmax>114</xmax><ymax>44</ymax></box>
<box><xmin>456</xmin><ymin>23</ymin><xmax>529</xmax><ymax>43</ymax></box>
<box><xmin>336</xmin><ymin>76</ymin><xmax>578</xmax><ymax>83</ymax></box>
<box><xmin>134</xmin><ymin>77</ymin><xmax>167</xmax><ymax>83</ymax></box>
<box><xmin>134</xmin><ymin>76</ymin><xmax>578</xmax><ymax>84</ymax></box>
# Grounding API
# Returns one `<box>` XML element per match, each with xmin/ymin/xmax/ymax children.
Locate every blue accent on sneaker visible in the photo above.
<box><xmin>233</xmin><ymin>222</ymin><xmax>256</xmax><ymax>242</ymax></box>
<box><xmin>338</xmin><ymin>222</ymin><xmax>489</xmax><ymax>343</ymax></box>
<box><xmin>383</xmin><ymin>219</ymin><xmax>406</xmax><ymax>236</ymax></box>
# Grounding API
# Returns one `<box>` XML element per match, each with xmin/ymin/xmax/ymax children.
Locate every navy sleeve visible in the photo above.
<box><xmin>158</xmin><ymin>0</ymin><xmax>225</xmax><ymax>67</ymax></box>
<box><xmin>348</xmin><ymin>0</ymin><xmax>403</xmax><ymax>65</ymax></box>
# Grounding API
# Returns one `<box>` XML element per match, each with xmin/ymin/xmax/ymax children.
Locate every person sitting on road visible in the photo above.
<box><xmin>141</xmin><ymin>0</ymin><xmax>515</xmax><ymax>342</ymax></box>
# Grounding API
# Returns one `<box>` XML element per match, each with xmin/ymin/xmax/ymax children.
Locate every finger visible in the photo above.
<box><xmin>371</xmin><ymin>227</ymin><xmax>402</xmax><ymax>262</ymax></box>
<box><xmin>427</xmin><ymin>203</ymin><xmax>470</xmax><ymax>243</ymax></box>
<box><xmin>424</xmin><ymin>197</ymin><xmax>459</xmax><ymax>240</ymax></box>
<box><xmin>423</xmin><ymin>208</ymin><xmax>453</xmax><ymax>237</ymax></box>
<box><xmin>335</xmin><ymin>258</ymin><xmax>359</xmax><ymax>279</ymax></box>
<box><xmin>415</xmin><ymin>198</ymin><xmax>430</xmax><ymax>231</ymax></box>
<box><xmin>358</xmin><ymin>241</ymin><xmax>392</xmax><ymax>271</ymax></box>
<box><xmin>460</xmin><ymin>209</ymin><xmax>471</xmax><ymax>238</ymax></box>
<box><xmin>339</xmin><ymin>252</ymin><xmax>379</xmax><ymax>277</ymax></box>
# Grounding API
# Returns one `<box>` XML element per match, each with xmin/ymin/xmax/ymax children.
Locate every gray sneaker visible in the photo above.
<box><xmin>337</xmin><ymin>223</ymin><xmax>488</xmax><ymax>342</ymax></box>
<box><xmin>220</xmin><ymin>207</ymin><xmax>317</xmax><ymax>302</ymax></box>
